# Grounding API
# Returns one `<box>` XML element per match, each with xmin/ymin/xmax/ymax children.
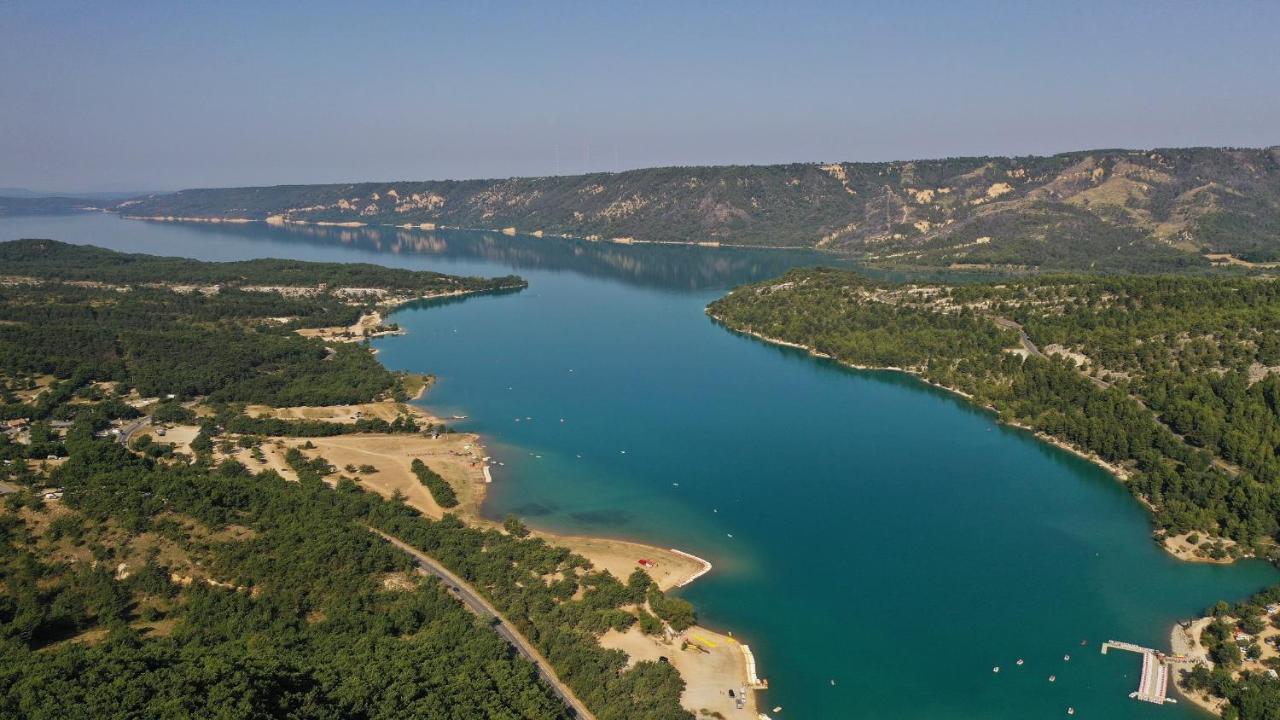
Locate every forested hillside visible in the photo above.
<box><xmin>0</xmin><ymin>240</ymin><xmax>695</xmax><ymax>719</ymax></box>
<box><xmin>709</xmin><ymin>269</ymin><xmax>1280</xmax><ymax>548</ymax></box>
<box><xmin>0</xmin><ymin>196</ymin><xmax>100</xmax><ymax>216</ymax></box>
<box><xmin>710</xmin><ymin>268</ymin><xmax>1280</xmax><ymax>718</ymax></box>
<box><xmin>117</xmin><ymin>146</ymin><xmax>1280</xmax><ymax>270</ymax></box>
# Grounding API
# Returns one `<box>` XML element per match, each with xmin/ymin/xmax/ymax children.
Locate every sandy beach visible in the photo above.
<box><xmin>1169</xmin><ymin>618</ymin><xmax>1229</xmax><ymax>715</ymax></box>
<box><xmin>601</xmin><ymin>625</ymin><xmax>760</xmax><ymax>718</ymax></box>
<box><xmin>220</xmin><ymin>395</ymin><xmax>758</xmax><ymax>714</ymax></box>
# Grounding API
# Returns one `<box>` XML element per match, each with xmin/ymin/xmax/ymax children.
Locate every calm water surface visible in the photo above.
<box><xmin>5</xmin><ymin>214</ymin><xmax>1277</xmax><ymax>719</ymax></box>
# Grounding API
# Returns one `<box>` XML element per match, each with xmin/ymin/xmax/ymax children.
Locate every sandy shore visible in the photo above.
<box><xmin>601</xmin><ymin>625</ymin><xmax>759</xmax><ymax>718</ymax></box>
<box><xmin>1160</xmin><ymin>532</ymin><xmax>1240</xmax><ymax>565</ymax></box>
<box><xmin>233</xmin><ymin>396</ymin><xmax>757</xmax><ymax>712</ymax></box>
<box><xmin>1169</xmin><ymin>618</ymin><xmax>1229</xmax><ymax>715</ymax></box>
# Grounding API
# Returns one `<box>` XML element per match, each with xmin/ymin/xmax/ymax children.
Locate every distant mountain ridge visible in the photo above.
<box><xmin>115</xmin><ymin>146</ymin><xmax>1280</xmax><ymax>270</ymax></box>
<box><xmin>0</xmin><ymin>195</ymin><xmax>102</xmax><ymax>216</ymax></box>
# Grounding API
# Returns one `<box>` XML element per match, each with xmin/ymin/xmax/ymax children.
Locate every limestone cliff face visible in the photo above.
<box><xmin>118</xmin><ymin>146</ymin><xmax>1280</xmax><ymax>269</ymax></box>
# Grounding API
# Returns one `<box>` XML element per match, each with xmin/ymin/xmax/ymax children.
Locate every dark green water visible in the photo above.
<box><xmin>5</xmin><ymin>214</ymin><xmax>1277</xmax><ymax>719</ymax></box>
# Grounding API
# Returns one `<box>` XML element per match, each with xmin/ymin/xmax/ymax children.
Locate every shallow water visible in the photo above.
<box><xmin>6</xmin><ymin>213</ymin><xmax>1276</xmax><ymax>719</ymax></box>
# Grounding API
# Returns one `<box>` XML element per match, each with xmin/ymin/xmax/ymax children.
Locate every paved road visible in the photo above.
<box><xmin>992</xmin><ymin>316</ymin><xmax>1046</xmax><ymax>360</ymax></box>
<box><xmin>371</xmin><ymin>529</ymin><xmax>595</xmax><ymax>720</ymax></box>
<box><xmin>117</xmin><ymin>418</ymin><xmax>149</xmax><ymax>445</ymax></box>
<box><xmin>991</xmin><ymin>315</ymin><xmax>1242</xmax><ymax>475</ymax></box>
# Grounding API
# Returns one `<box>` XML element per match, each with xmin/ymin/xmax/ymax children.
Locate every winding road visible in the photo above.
<box><xmin>371</xmin><ymin>529</ymin><xmax>595</xmax><ymax>720</ymax></box>
<box><xmin>991</xmin><ymin>315</ymin><xmax>1241</xmax><ymax>475</ymax></box>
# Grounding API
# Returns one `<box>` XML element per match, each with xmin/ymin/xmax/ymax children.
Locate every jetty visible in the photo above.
<box><xmin>1101</xmin><ymin>640</ymin><xmax>1183</xmax><ymax>705</ymax></box>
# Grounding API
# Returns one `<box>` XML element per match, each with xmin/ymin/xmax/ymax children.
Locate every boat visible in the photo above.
<box><xmin>1049</xmin><ymin>675</ymin><xmax>1056</xmax><ymax>682</ymax></box>
<box><xmin>993</xmin><ymin>667</ymin><xmax>1000</xmax><ymax>673</ymax></box>
<box><xmin>1063</xmin><ymin>654</ymin><xmax>1070</xmax><ymax>661</ymax></box>
<box><xmin>1016</xmin><ymin>659</ymin><xmax>1024</xmax><ymax>666</ymax></box>
<box><xmin>451</xmin><ymin>415</ymin><xmax>467</xmax><ymax>420</ymax></box>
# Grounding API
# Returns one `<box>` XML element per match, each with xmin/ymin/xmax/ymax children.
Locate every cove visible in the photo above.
<box><xmin>5</xmin><ymin>213</ymin><xmax>1277</xmax><ymax>719</ymax></box>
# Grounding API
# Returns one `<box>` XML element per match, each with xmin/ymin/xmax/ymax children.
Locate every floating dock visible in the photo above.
<box><xmin>1101</xmin><ymin>641</ymin><xmax>1178</xmax><ymax>705</ymax></box>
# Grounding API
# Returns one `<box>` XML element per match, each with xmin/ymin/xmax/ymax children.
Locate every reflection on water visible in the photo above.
<box><xmin>131</xmin><ymin>218</ymin><xmax>850</xmax><ymax>290</ymax></box>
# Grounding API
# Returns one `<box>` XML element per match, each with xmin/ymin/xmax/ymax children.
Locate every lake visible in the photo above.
<box><xmin>5</xmin><ymin>213</ymin><xmax>1276</xmax><ymax>719</ymax></box>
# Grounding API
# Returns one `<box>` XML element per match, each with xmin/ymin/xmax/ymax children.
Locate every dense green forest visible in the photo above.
<box><xmin>0</xmin><ymin>196</ymin><xmax>99</xmax><ymax>217</ymax></box>
<box><xmin>0</xmin><ymin>240</ymin><xmax>521</xmax><ymax>408</ymax></box>
<box><xmin>0</xmin><ymin>239</ymin><xmax>697</xmax><ymax>718</ymax></box>
<box><xmin>710</xmin><ymin>267</ymin><xmax>1280</xmax><ymax>717</ymax></box>
<box><xmin>0</xmin><ymin>423</ymin><xmax>691</xmax><ymax>718</ymax></box>
<box><xmin>0</xmin><ymin>239</ymin><xmax>523</xmax><ymax>294</ymax></box>
<box><xmin>710</xmin><ymin>268</ymin><xmax>1280</xmax><ymax>544</ymax></box>
<box><xmin>117</xmin><ymin>146</ymin><xmax>1280</xmax><ymax>270</ymax></box>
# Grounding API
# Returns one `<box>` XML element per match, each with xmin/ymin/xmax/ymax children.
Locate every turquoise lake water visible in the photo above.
<box><xmin>5</xmin><ymin>214</ymin><xmax>1278</xmax><ymax>719</ymax></box>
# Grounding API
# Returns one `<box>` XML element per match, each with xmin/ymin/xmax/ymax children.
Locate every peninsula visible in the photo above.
<box><xmin>709</xmin><ymin>266</ymin><xmax>1280</xmax><ymax>717</ymax></box>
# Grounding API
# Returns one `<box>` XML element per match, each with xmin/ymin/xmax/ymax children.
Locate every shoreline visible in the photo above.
<box><xmin>119</xmin><ymin>213</ymin><xmax>818</xmax><ymax>252</ymax></box>
<box><xmin>1168</xmin><ymin>618</ymin><xmax>1227</xmax><ymax>716</ymax></box>
<box><xmin>361</xmin><ymin>301</ymin><xmax>764</xmax><ymax>716</ymax></box>
<box><xmin>709</xmin><ymin>313</ymin><xmax>1211</xmax><ymax>544</ymax></box>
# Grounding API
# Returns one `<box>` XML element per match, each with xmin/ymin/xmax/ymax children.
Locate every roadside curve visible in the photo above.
<box><xmin>370</xmin><ymin>528</ymin><xmax>597</xmax><ymax>720</ymax></box>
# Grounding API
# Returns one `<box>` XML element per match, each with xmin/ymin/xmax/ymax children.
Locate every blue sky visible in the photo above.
<box><xmin>2</xmin><ymin>1</ymin><xmax>1278</xmax><ymax>191</ymax></box>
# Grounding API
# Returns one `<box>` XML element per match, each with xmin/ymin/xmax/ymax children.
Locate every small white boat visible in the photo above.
<box><xmin>1064</xmin><ymin>654</ymin><xmax>1070</xmax><ymax>661</ymax></box>
<box><xmin>1049</xmin><ymin>675</ymin><xmax>1056</xmax><ymax>682</ymax></box>
<box><xmin>993</xmin><ymin>667</ymin><xmax>1000</xmax><ymax>673</ymax></box>
<box><xmin>1016</xmin><ymin>659</ymin><xmax>1024</xmax><ymax>666</ymax></box>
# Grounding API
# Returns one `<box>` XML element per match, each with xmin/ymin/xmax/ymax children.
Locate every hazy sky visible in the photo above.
<box><xmin>3</xmin><ymin>1</ymin><xmax>1278</xmax><ymax>192</ymax></box>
